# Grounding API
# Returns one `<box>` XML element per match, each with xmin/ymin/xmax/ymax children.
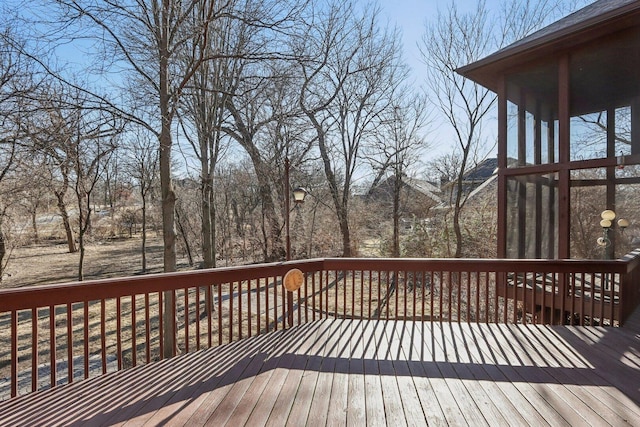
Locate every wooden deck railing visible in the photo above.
<box><xmin>1</xmin><ymin>251</ymin><xmax>639</xmax><ymax>399</ymax></box>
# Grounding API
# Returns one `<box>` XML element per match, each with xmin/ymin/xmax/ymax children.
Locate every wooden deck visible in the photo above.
<box><xmin>1</xmin><ymin>313</ymin><xmax>640</xmax><ymax>426</ymax></box>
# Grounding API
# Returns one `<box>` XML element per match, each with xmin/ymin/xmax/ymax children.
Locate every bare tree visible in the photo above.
<box><xmin>17</xmin><ymin>157</ymin><xmax>50</xmax><ymax>244</ymax></box>
<box><xmin>125</xmin><ymin>132</ymin><xmax>159</xmax><ymax>273</ymax></box>
<box><xmin>421</xmin><ymin>1</ymin><xmax>496</xmax><ymax>258</ymax></box>
<box><xmin>366</xmin><ymin>92</ymin><xmax>430</xmax><ymax>257</ymax></box>
<box><xmin>297</xmin><ymin>1</ymin><xmax>403</xmax><ymax>256</ymax></box>
<box><xmin>0</xmin><ymin>23</ymin><xmax>41</xmax><ymax>272</ymax></box>
<box><xmin>178</xmin><ymin>3</ymin><xmax>239</xmax><ymax>268</ymax></box>
<box><xmin>26</xmin><ymin>86</ymin><xmax>79</xmax><ymax>253</ymax></box>
<box><xmin>71</xmin><ymin>115</ymin><xmax>119</xmax><ymax>281</ymax></box>
<box><xmin>27</xmin><ymin>0</ymin><xmax>239</xmax><ymax>356</ymax></box>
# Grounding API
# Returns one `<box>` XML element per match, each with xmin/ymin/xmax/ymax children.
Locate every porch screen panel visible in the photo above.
<box><xmin>506</xmin><ymin>173</ymin><xmax>558</xmax><ymax>259</ymax></box>
<box><xmin>570</xmin><ymin>111</ymin><xmax>608</xmax><ymax>161</ymax></box>
<box><xmin>506</xmin><ymin>65</ymin><xmax>559</xmax><ymax>169</ymax></box>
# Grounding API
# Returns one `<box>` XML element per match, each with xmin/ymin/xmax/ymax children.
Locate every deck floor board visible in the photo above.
<box><xmin>2</xmin><ymin>309</ymin><xmax>640</xmax><ymax>426</ymax></box>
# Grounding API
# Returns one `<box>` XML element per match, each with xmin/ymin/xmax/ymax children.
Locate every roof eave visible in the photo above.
<box><xmin>456</xmin><ymin>1</ymin><xmax>640</xmax><ymax>91</ymax></box>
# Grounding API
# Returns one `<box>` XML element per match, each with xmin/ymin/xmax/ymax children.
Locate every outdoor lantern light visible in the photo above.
<box><xmin>292</xmin><ymin>187</ymin><xmax>307</xmax><ymax>204</ymax></box>
<box><xmin>597</xmin><ymin>209</ymin><xmax>630</xmax><ymax>258</ymax></box>
<box><xmin>601</xmin><ymin>209</ymin><xmax>616</xmax><ymax>221</ymax></box>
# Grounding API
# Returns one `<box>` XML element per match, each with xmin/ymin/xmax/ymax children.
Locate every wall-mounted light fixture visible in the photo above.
<box><xmin>597</xmin><ymin>209</ymin><xmax>629</xmax><ymax>258</ymax></box>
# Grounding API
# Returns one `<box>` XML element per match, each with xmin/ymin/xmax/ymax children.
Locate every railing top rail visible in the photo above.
<box><xmin>0</xmin><ymin>258</ymin><xmax>325</xmax><ymax>311</ymax></box>
<box><xmin>619</xmin><ymin>249</ymin><xmax>640</xmax><ymax>272</ymax></box>
<box><xmin>1</xmin><ymin>253</ymin><xmax>637</xmax><ymax>312</ymax></box>
<box><xmin>322</xmin><ymin>257</ymin><xmax>631</xmax><ymax>273</ymax></box>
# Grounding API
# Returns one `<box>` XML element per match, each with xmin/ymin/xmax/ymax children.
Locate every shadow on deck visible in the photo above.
<box><xmin>0</xmin><ymin>310</ymin><xmax>639</xmax><ymax>426</ymax></box>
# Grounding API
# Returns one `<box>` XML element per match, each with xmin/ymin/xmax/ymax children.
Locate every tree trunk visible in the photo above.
<box><xmin>159</xmin><ymin>20</ymin><xmax>177</xmax><ymax>357</ymax></box>
<box><xmin>453</xmin><ymin>145</ymin><xmax>471</xmax><ymax>258</ymax></box>
<box><xmin>201</xmin><ymin>173</ymin><xmax>214</xmax><ymax>268</ymax></box>
<box><xmin>0</xmin><ymin>230</ymin><xmax>5</xmax><ymax>281</ymax></box>
<box><xmin>31</xmin><ymin>209</ymin><xmax>39</xmax><ymax>244</ymax></box>
<box><xmin>78</xmin><ymin>230</ymin><xmax>85</xmax><ymax>281</ymax></box>
<box><xmin>141</xmin><ymin>198</ymin><xmax>147</xmax><ymax>272</ymax></box>
<box><xmin>393</xmin><ymin>198</ymin><xmax>400</xmax><ymax>258</ymax></box>
<box><xmin>176</xmin><ymin>205</ymin><xmax>193</xmax><ymax>267</ymax></box>
<box><xmin>56</xmin><ymin>192</ymin><xmax>77</xmax><ymax>253</ymax></box>
<box><xmin>313</xmin><ymin>116</ymin><xmax>352</xmax><ymax>258</ymax></box>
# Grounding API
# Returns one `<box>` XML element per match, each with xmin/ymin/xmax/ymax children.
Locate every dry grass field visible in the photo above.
<box><xmin>1</xmin><ymin>235</ymin><xmax>179</xmax><ymax>289</ymax></box>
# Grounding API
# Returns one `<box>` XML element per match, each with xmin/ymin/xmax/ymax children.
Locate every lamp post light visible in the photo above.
<box><xmin>284</xmin><ymin>157</ymin><xmax>307</xmax><ymax>326</ymax></box>
<box><xmin>597</xmin><ymin>209</ymin><xmax>629</xmax><ymax>259</ymax></box>
<box><xmin>284</xmin><ymin>158</ymin><xmax>307</xmax><ymax>261</ymax></box>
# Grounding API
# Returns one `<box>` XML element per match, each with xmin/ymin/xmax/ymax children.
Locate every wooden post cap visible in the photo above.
<box><xmin>283</xmin><ymin>268</ymin><xmax>304</xmax><ymax>292</ymax></box>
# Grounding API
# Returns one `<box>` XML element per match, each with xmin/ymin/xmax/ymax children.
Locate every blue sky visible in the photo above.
<box><xmin>376</xmin><ymin>0</ymin><xmax>502</xmax><ymax>83</ymax></box>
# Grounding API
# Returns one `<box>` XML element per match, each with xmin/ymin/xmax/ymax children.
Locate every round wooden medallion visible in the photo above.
<box><xmin>283</xmin><ymin>268</ymin><xmax>304</xmax><ymax>292</ymax></box>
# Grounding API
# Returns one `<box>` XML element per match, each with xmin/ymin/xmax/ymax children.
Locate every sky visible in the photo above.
<box><xmin>374</xmin><ymin>0</ymin><xmax>505</xmax><ymax>165</ymax></box>
<box><xmin>376</xmin><ymin>0</ymin><xmax>502</xmax><ymax>83</ymax></box>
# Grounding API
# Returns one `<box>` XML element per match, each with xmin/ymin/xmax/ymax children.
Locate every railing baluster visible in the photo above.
<box><xmin>171</xmin><ymin>290</ymin><xmax>177</xmax><ymax>358</ymax></box>
<box><xmin>195</xmin><ymin>287</ymin><xmax>201</xmax><ymax>350</ymax></box>
<box><xmin>430</xmin><ymin>271</ymin><xmax>435</xmax><ymax>323</ymax></box>
<box><xmin>249</xmin><ymin>279</ymin><xmax>254</xmax><ymax>337</ymax></box>
<box><xmin>448</xmin><ymin>271</ymin><xmax>453</xmax><ymax>322</ymax></box>
<box><xmin>312</xmin><ymin>273</ymin><xmax>317</xmax><ymax>322</ymax></box>
<box><xmin>385</xmin><ymin>271</ymin><xmax>390</xmax><ymax>320</ymax></box>
<box><xmin>84</xmin><ymin>301</ymin><xmax>89</xmax><ymax>379</ymax></box>
<box><xmin>184</xmin><ymin>288</ymin><xmax>190</xmax><ymax>353</ymax></box>
<box><xmin>377</xmin><ymin>270</ymin><xmax>381</xmax><ymax>320</ymax></box>
<box><xmin>159</xmin><ymin>292</ymin><xmax>164</xmax><ymax>359</ymax></box>
<box><xmin>117</xmin><ymin>297</ymin><xmax>122</xmax><ymax>370</ymax></box>
<box><xmin>50</xmin><ymin>305</ymin><xmax>56</xmax><ymax>389</ymax></box>
<box><xmin>67</xmin><ymin>303</ymin><xmax>73</xmax><ymax>384</ymax></box>
<box><xmin>343</xmin><ymin>270</ymin><xmax>347</xmax><ymax>319</ymax></box>
<box><xmin>238</xmin><ymin>281</ymin><xmax>243</xmax><ymax>339</ymax></box>
<box><xmin>351</xmin><ymin>270</ymin><xmax>356</xmax><ymax>319</ymax></box>
<box><xmin>570</xmin><ymin>274</ymin><xmax>576</xmax><ymax>326</ymax></box>
<box><xmin>484</xmin><ymin>272</ymin><xmax>490</xmax><ymax>324</ymax></box>
<box><xmin>421</xmin><ymin>271</ymin><xmax>426</xmax><ymax>322</ymax></box>
<box><xmin>402</xmin><ymin>270</ymin><xmax>407</xmax><ymax>320</ymax></box>
<box><xmin>101</xmin><ymin>300</ymin><xmax>107</xmax><ymax>373</ymax></box>
<box><xmin>359</xmin><ymin>270</ymin><xmax>364</xmax><ymax>319</ymax></box>
<box><xmin>474</xmin><ymin>271</ymin><xmax>480</xmax><ymax>323</ymax></box>
<box><xmin>229</xmin><ymin>283</ymin><xmax>234</xmax><ymax>342</ymax></box>
<box><xmin>610</xmin><ymin>273</ymin><xmax>616</xmax><ymax>325</ymax></box>
<box><xmin>395</xmin><ymin>270</ymin><xmax>400</xmax><ymax>319</ymax></box>
<box><xmin>588</xmin><ymin>273</ymin><xmax>595</xmax><ymax>325</ymax></box>
<box><xmin>297</xmin><ymin>282</ymin><xmax>302</xmax><ymax>325</ymax></box>
<box><xmin>336</xmin><ymin>270</ymin><xmax>341</xmax><ymax>318</ymax></box>
<box><xmin>145</xmin><ymin>293</ymin><xmax>151</xmax><ymax>364</ymax></box>
<box><xmin>531</xmin><ymin>272</ymin><xmax>537</xmax><ymax>325</ymax></box>
<box><xmin>273</xmin><ymin>276</ymin><xmax>279</xmax><ymax>331</ymax></box>
<box><xmin>281</xmin><ymin>277</ymin><xmax>286</xmax><ymax>329</ymax></box>
<box><xmin>579</xmin><ymin>272</ymin><xmax>585</xmax><ymax>326</ymax></box>
<box><xmin>32</xmin><ymin>308</ymin><xmax>38</xmax><ymax>392</ymax></box>
<box><xmin>368</xmin><ymin>270</ymin><xmax>373</xmax><ymax>320</ymax></box>
<box><xmin>217</xmin><ymin>284</ymin><xmax>223</xmax><ymax>345</ymax></box>
<box><xmin>206</xmin><ymin>286</ymin><xmax>212</xmax><ymax>348</ymax></box>
<box><xmin>11</xmin><ymin>310</ymin><xmax>17</xmax><ymax>397</ymax></box>
<box><xmin>540</xmin><ymin>273</ymin><xmax>547</xmax><ymax>325</ymax></box>
<box><xmin>263</xmin><ymin>277</ymin><xmax>269</xmax><ymax>332</ymax></box>
<box><xmin>132</xmin><ymin>295</ymin><xmax>137</xmax><ymax>366</ymax></box>
<box><xmin>412</xmin><ymin>271</ymin><xmax>417</xmax><ymax>321</ymax></box>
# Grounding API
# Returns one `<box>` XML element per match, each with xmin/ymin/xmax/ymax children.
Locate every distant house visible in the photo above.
<box><xmin>368</xmin><ymin>175</ymin><xmax>441</xmax><ymax>204</ymax></box>
<box><xmin>439</xmin><ymin>157</ymin><xmax>500</xmax><ymax>205</ymax></box>
<box><xmin>366</xmin><ymin>176</ymin><xmax>442</xmax><ymax>229</ymax></box>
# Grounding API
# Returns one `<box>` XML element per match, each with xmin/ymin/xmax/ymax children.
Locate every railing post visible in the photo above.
<box><xmin>619</xmin><ymin>271</ymin><xmax>628</xmax><ymax>326</ymax></box>
<box><xmin>287</xmin><ymin>291</ymin><xmax>294</xmax><ymax>327</ymax></box>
